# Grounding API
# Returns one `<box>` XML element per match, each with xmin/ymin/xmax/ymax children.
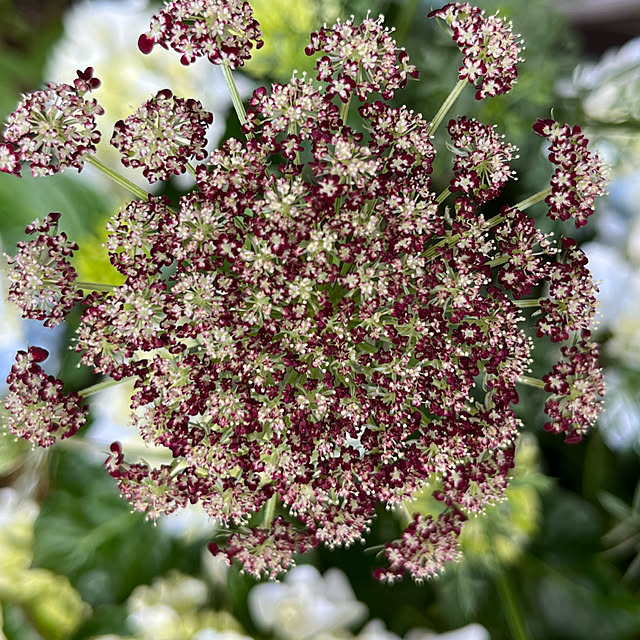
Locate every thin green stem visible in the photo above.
<box><xmin>186</xmin><ymin>162</ymin><xmax>198</xmax><ymax>178</ymax></box>
<box><xmin>517</xmin><ymin>375</ymin><xmax>546</xmax><ymax>390</ymax></box>
<box><xmin>77</xmin><ymin>376</ymin><xmax>134</xmax><ymax>398</ymax></box>
<box><xmin>340</xmin><ymin>97</ymin><xmax>352</xmax><ymax>124</ymax></box>
<box><xmin>514</xmin><ymin>298</ymin><xmax>542</xmax><ymax>309</ymax></box>
<box><xmin>263</xmin><ymin>493</ymin><xmax>277</xmax><ymax>528</ymax></box>
<box><xmin>436</xmin><ymin>187</ymin><xmax>451</xmax><ymax>205</ymax></box>
<box><xmin>495</xmin><ymin>570</ymin><xmax>530</xmax><ymax>640</ymax></box>
<box><xmin>514</xmin><ymin>187</ymin><xmax>552</xmax><ymax>212</ymax></box>
<box><xmin>222</xmin><ymin>62</ymin><xmax>251</xmax><ymax>137</ymax></box>
<box><xmin>76</xmin><ymin>280</ymin><xmax>119</xmax><ymax>292</ymax></box>
<box><xmin>427</xmin><ymin>78</ymin><xmax>467</xmax><ymax>136</ymax></box>
<box><xmin>86</xmin><ymin>156</ymin><xmax>149</xmax><ymax>201</ymax></box>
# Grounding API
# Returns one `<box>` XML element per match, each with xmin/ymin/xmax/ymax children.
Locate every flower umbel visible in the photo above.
<box><xmin>138</xmin><ymin>0</ymin><xmax>263</xmax><ymax>69</ymax></box>
<box><xmin>4</xmin><ymin>347</ymin><xmax>88</xmax><ymax>448</ymax></box>
<box><xmin>2</xmin><ymin>3</ymin><xmax>608</xmax><ymax>584</ymax></box>
<box><xmin>110</xmin><ymin>89</ymin><xmax>213</xmax><ymax>182</ymax></box>
<box><xmin>428</xmin><ymin>2</ymin><xmax>524</xmax><ymax>99</ymax></box>
<box><xmin>1</xmin><ymin>68</ymin><xmax>103</xmax><ymax>177</ymax></box>
<box><xmin>543</xmin><ymin>331</ymin><xmax>605</xmax><ymax>443</ymax></box>
<box><xmin>5</xmin><ymin>212</ymin><xmax>83</xmax><ymax>327</ymax></box>
<box><xmin>533</xmin><ymin>118</ymin><xmax>608</xmax><ymax>227</ymax></box>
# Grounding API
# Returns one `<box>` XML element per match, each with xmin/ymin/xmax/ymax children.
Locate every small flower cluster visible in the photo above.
<box><xmin>0</xmin><ymin>68</ymin><xmax>103</xmax><ymax>177</ymax></box>
<box><xmin>110</xmin><ymin>89</ymin><xmax>213</xmax><ymax>183</ymax></box>
<box><xmin>375</xmin><ymin>511</ymin><xmax>466</xmax><ymax>583</ymax></box>
<box><xmin>4</xmin><ymin>347</ymin><xmax>88</xmax><ymax>447</ymax></box>
<box><xmin>448</xmin><ymin>116</ymin><xmax>518</xmax><ymax>204</ymax></box>
<box><xmin>495</xmin><ymin>207</ymin><xmax>556</xmax><ymax>298</ymax></box>
<box><xmin>429</xmin><ymin>3</ymin><xmax>524</xmax><ymax>99</ymax></box>
<box><xmin>5</xmin><ymin>212</ymin><xmax>82</xmax><ymax>327</ymax></box>
<box><xmin>533</xmin><ymin>118</ymin><xmax>607</xmax><ymax>228</ymax></box>
<box><xmin>537</xmin><ymin>237</ymin><xmax>598</xmax><ymax>343</ymax></box>
<box><xmin>305</xmin><ymin>14</ymin><xmax>418</xmax><ymax>102</ymax></box>
<box><xmin>543</xmin><ymin>331</ymin><xmax>605</xmax><ymax>443</ymax></box>
<box><xmin>2</xmin><ymin>2</ymin><xmax>606</xmax><ymax>583</ymax></box>
<box><xmin>138</xmin><ymin>0</ymin><xmax>263</xmax><ymax>69</ymax></box>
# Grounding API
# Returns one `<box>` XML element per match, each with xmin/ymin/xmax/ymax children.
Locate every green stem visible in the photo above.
<box><xmin>514</xmin><ymin>298</ymin><xmax>542</xmax><ymax>309</ymax></box>
<box><xmin>514</xmin><ymin>187</ymin><xmax>552</xmax><ymax>212</ymax></box>
<box><xmin>86</xmin><ymin>156</ymin><xmax>149</xmax><ymax>201</ymax></box>
<box><xmin>427</xmin><ymin>78</ymin><xmax>467</xmax><ymax>136</ymax></box>
<box><xmin>263</xmin><ymin>493</ymin><xmax>277</xmax><ymax>528</ymax></box>
<box><xmin>340</xmin><ymin>97</ymin><xmax>352</xmax><ymax>124</ymax></box>
<box><xmin>436</xmin><ymin>187</ymin><xmax>451</xmax><ymax>205</ymax></box>
<box><xmin>186</xmin><ymin>162</ymin><xmax>198</xmax><ymax>178</ymax></box>
<box><xmin>495</xmin><ymin>570</ymin><xmax>530</xmax><ymax>640</ymax></box>
<box><xmin>222</xmin><ymin>62</ymin><xmax>251</xmax><ymax>137</ymax></box>
<box><xmin>517</xmin><ymin>375</ymin><xmax>546</xmax><ymax>390</ymax></box>
<box><xmin>77</xmin><ymin>376</ymin><xmax>134</xmax><ymax>398</ymax></box>
<box><xmin>76</xmin><ymin>280</ymin><xmax>119</xmax><ymax>292</ymax></box>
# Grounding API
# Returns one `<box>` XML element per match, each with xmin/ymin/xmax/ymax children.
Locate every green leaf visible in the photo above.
<box><xmin>31</xmin><ymin>449</ymin><xmax>194</xmax><ymax>606</ymax></box>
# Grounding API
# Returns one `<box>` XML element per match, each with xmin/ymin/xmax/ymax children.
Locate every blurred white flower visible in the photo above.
<box><xmin>192</xmin><ymin>631</ymin><xmax>254</xmax><ymax>640</ymax></box>
<box><xmin>249</xmin><ymin>565</ymin><xmax>367</xmax><ymax>640</ymax></box>
<box><xmin>598</xmin><ymin>369</ymin><xmax>640</xmax><ymax>451</ymax></box>
<box><xmin>357</xmin><ymin>620</ymin><xmax>400</xmax><ymax>640</ymax></box>
<box><xmin>45</xmin><ymin>0</ymin><xmax>252</xmax><ymax>193</ymax></box>
<box><xmin>0</xmin><ymin>487</ymin><xmax>38</xmax><ymax>529</ymax></box>
<box><xmin>127</xmin><ymin>603</ymin><xmax>181</xmax><ymax>640</ymax></box>
<box><xmin>409</xmin><ymin>623</ymin><xmax>490</xmax><ymax>640</ymax></box>
<box><xmin>562</xmin><ymin>38</ymin><xmax>640</xmax><ymax>125</ymax></box>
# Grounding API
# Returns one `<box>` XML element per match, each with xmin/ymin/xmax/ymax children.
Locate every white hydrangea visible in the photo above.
<box><xmin>249</xmin><ymin>565</ymin><xmax>367</xmax><ymax>639</ymax></box>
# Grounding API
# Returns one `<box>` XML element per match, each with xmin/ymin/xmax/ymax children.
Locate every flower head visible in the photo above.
<box><xmin>537</xmin><ymin>237</ymin><xmax>598</xmax><ymax>343</ymax></box>
<box><xmin>428</xmin><ymin>3</ymin><xmax>523</xmax><ymax>100</ymax></box>
<box><xmin>111</xmin><ymin>89</ymin><xmax>213</xmax><ymax>182</ymax></box>
<box><xmin>305</xmin><ymin>14</ymin><xmax>418</xmax><ymax>102</ymax></box>
<box><xmin>138</xmin><ymin>0</ymin><xmax>263</xmax><ymax>69</ymax></box>
<box><xmin>375</xmin><ymin>511</ymin><xmax>466</xmax><ymax>583</ymax></box>
<box><xmin>533</xmin><ymin>118</ymin><xmax>608</xmax><ymax>227</ymax></box>
<box><xmin>542</xmin><ymin>331</ymin><xmax>605</xmax><ymax>443</ymax></box>
<box><xmin>5</xmin><ymin>212</ymin><xmax>83</xmax><ymax>327</ymax></box>
<box><xmin>2</xmin><ymin>68</ymin><xmax>103</xmax><ymax>177</ymax></box>
<box><xmin>447</xmin><ymin>116</ymin><xmax>518</xmax><ymax>203</ymax></box>
<box><xmin>2</xmin><ymin>6</ymin><xmax>607</xmax><ymax>585</ymax></box>
<box><xmin>4</xmin><ymin>346</ymin><xmax>88</xmax><ymax>447</ymax></box>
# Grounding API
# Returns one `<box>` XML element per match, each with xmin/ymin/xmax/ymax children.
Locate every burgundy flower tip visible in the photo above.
<box><xmin>138</xmin><ymin>33</ymin><xmax>155</xmax><ymax>55</ymax></box>
<box><xmin>47</xmin><ymin>212</ymin><xmax>62</xmax><ymax>223</ymax></box>
<box><xmin>207</xmin><ymin>542</ymin><xmax>220</xmax><ymax>556</ymax></box>
<box><xmin>28</xmin><ymin>346</ymin><xmax>49</xmax><ymax>363</ymax></box>
<box><xmin>0</xmin><ymin>141</ymin><xmax>22</xmax><ymax>177</ymax></box>
<box><xmin>76</xmin><ymin>67</ymin><xmax>94</xmax><ymax>81</ymax></box>
<box><xmin>157</xmin><ymin>89</ymin><xmax>173</xmax><ymax>100</ymax></box>
<box><xmin>110</xmin><ymin>441</ymin><xmax>123</xmax><ymax>455</ymax></box>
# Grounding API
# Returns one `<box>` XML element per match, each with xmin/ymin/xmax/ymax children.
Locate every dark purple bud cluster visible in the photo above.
<box><xmin>5</xmin><ymin>212</ymin><xmax>83</xmax><ymax>327</ymax></box>
<box><xmin>111</xmin><ymin>90</ymin><xmax>213</xmax><ymax>183</ymax></box>
<box><xmin>533</xmin><ymin>118</ymin><xmax>607</xmax><ymax>228</ymax></box>
<box><xmin>138</xmin><ymin>0</ymin><xmax>263</xmax><ymax>69</ymax></box>
<box><xmin>428</xmin><ymin>3</ymin><xmax>523</xmax><ymax>100</ymax></box>
<box><xmin>4</xmin><ymin>347</ymin><xmax>88</xmax><ymax>447</ymax></box>
<box><xmin>1</xmin><ymin>68</ymin><xmax>103</xmax><ymax>177</ymax></box>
